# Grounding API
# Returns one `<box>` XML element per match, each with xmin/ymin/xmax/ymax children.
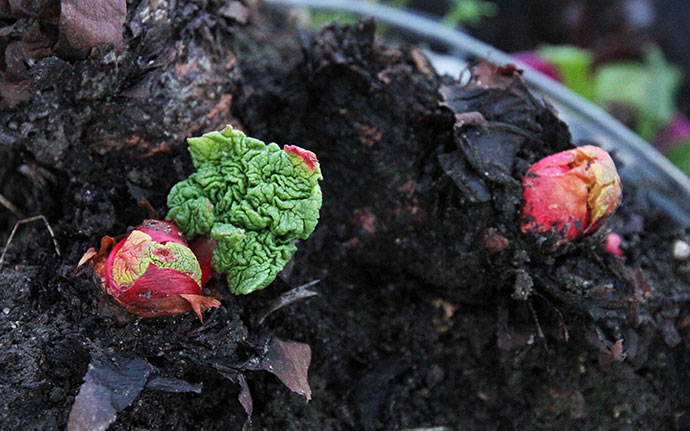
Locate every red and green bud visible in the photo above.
<box><xmin>284</xmin><ymin>145</ymin><xmax>318</xmax><ymax>173</ymax></box>
<box><xmin>82</xmin><ymin>220</ymin><xmax>220</xmax><ymax>320</ymax></box>
<box><xmin>521</xmin><ymin>145</ymin><xmax>622</xmax><ymax>246</ymax></box>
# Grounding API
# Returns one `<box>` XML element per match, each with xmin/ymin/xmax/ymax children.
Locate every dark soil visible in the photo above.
<box><xmin>1</xmin><ymin>2</ymin><xmax>690</xmax><ymax>430</ymax></box>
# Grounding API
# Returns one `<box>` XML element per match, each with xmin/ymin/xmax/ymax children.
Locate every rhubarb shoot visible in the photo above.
<box><xmin>521</xmin><ymin>145</ymin><xmax>622</xmax><ymax>246</ymax></box>
<box><xmin>166</xmin><ymin>125</ymin><xmax>323</xmax><ymax>294</ymax></box>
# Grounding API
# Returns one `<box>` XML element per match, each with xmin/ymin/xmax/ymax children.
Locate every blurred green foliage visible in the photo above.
<box><xmin>539</xmin><ymin>45</ymin><xmax>595</xmax><ymax>101</ymax></box>
<box><xmin>307</xmin><ymin>1</ymin><xmax>410</xmax><ymax>34</ymax></box>
<box><xmin>594</xmin><ymin>48</ymin><xmax>682</xmax><ymax>142</ymax></box>
<box><xmin>442</xmin><ymin>0</ymin><xmax>497</xmax><ymax>27</ymax></box>
<box><xmin>308</xmin><ymin>0</ymin><xmax>497</xmax><ymax>34</ymax></box>
<box><xmin>664</xmin><ymin>139</ymin><xmax>690</xmax><ymax>173</ymax></box>
<box><xmin>539</xmin><ymin>45</ymin><xmax>682</xmax><ymax>143</ymax></box>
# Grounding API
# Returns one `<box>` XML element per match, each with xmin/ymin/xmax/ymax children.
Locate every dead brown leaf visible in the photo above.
<box><xmin>588</xmin><ymin>327</ymin><xmax>626</xmax><ymax>369</ymax></box>
<box><xmin>56</xmin><ymin>0</ymin><xmax>126</xmax><ymax>59</ymax></box>
<box><xmin>250</xmin><ymin>337</ymin><xmax>312</xmax><ymax>401</ymax></box>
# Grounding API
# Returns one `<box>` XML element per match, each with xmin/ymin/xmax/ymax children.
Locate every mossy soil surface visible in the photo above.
<box><xmin>1</xmin><ymin>2</ymin><xmax>690</xmax><ymax>430</ymax></box>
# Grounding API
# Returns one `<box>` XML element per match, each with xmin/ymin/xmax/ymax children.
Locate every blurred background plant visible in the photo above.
<box><xmin>307</xmin><ymin>0</ymin><xmax>690</xmax><ymax>174</ymax></box>
<box><xmin>308</xmin><ymin>0</ymin><xmax>498</xmax><ymax>37</ymax></box>
<box><xmin>441</xmin><ymin>0</ymin><xmax>498</xmax><ymax>26</ymax></box>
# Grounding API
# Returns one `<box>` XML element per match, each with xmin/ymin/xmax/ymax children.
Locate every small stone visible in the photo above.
<box><xmin>673</xmin><ymin>240</ymin><xmax>690</xmax><ymax>260</ymax></box>
<box><xmin>2</xmin><ymin>307</ymin><xmax>9</xmax><ymax>315</ymax></box>
<box><xmin>49</xmin><ymin>387</ymin><xmax>65</xmax><ymax>403</ymax></box>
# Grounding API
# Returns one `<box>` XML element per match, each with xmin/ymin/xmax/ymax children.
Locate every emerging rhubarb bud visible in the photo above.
<box><xmin>82</xmin><ymin>220</ymin><xmax>220</xmax><ymax>320</ymax></box>
<box><xmin>521</xmin><ymin>145</ymin><xmax>622</xmax><ymax>246</ymax></box>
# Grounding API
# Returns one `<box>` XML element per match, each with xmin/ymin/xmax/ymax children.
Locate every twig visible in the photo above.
<box><xmin>0</xmin><ymin>193</ymin><xmax>25</xmax><ymax>219</ymax></box>
<box><xmin>533</xmin><ymin>291</ymin><xmax>569</xmax><ymax>342</ymax></box>
<box><xmin>254</xmin><ymin>279</ymin><xmax>320</xmax><ymax>326</ymax></box>
<box><xmin>137</xmin><ymin>197</ymin><xmax>159</xmax><ymax>219</ymax></box>
<box><xmin>0</xmin><ymin>215</ymin><xmax>61</xmax><ymax>271</ymax></box>
<box><xmin>527</xmin><ymin>298</ymin><xmax>549</xmax><ymax>353</ymax></box>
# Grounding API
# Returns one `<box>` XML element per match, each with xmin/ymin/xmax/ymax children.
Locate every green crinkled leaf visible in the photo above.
<box><xmin>211</xmin><ymin>223</ymin><xmax>297</xmax><ymax>295</ymax></box>
<box><xmin>166</xmin><ymin>125</ymin><xmax>323</xmax><ymax>295</ymax></box>
<box><xmin>167</xmin><ymin>180</ymin><xmax>215</xmax><ymax>238</ymax></box>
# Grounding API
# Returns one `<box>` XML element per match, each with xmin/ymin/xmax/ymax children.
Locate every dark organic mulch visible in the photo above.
<box><xmin>1</xmin><ymin>2</ymin><xmax>690</xmax><ymax>430</ymax></box>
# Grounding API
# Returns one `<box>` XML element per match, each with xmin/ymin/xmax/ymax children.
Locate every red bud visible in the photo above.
<box><xmin>521</xmin><ymin>145</ymin><xmax>622</xmax><ymax>246</ymax></box>
<box><xmin>82</xmin><ymin>220</ymin><xmax>220</xmax><ymax>321</ymax></box>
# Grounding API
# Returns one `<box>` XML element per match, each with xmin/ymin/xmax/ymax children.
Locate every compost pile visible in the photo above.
<box><xmin>2</xmin><ymin>1</ymin><xmax>690</xmax><ymax>430</ymax></box>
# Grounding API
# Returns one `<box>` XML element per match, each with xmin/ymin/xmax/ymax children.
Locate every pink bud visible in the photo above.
<box><xmin>88</xmin><ymin>220</ymin><xmax>220</xmax><ymax>320</ymax></box>
<box><xmin>521</xmin><ymin>145</ymin><xmax>622</xmax><ymax>246</ymax></box>
<box><xmin>604</xmin><ymin>232</ymin><xmax>624</xmax><ymax>257</ymax></box>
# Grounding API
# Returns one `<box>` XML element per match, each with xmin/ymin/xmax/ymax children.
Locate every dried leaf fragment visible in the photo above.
<box><xmin>249</xmin><ymin>337</ymin><xmax>312</xmax><ymax>401</ymax></box>
<box><xmin>56</xmin><ymin>0</ymin><xmax>126</xmax><ymax>59</ymax></box>
<box><xmin>68</xmin><ymin>352</ymin><xmax>150</xmax><ymax>431</ymax></box>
